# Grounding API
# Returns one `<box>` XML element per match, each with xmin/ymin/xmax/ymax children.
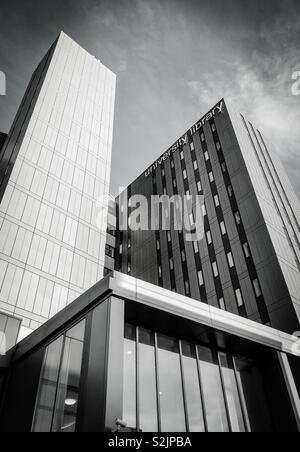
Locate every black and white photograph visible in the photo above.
<box><xmin>0</xmin><ymin>0</ymin><xmax>300</xmax><ymax>437</ymax></box>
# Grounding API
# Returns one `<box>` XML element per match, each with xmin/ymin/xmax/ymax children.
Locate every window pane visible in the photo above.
<box><xmin>138</xmin><ymin>328</ymin><xmax>158</xmax><ymax>432</ymax></box>
<box><xmin>51</xmin><ymin>320</ymin><xmax>86</xmax><ymax>432</ymax></box>
<box><xmin>197</xmin><ymin>346</ymin><xmax>229</xmax><ymax>432</ymax></box>
<box><xmin>157</xmin><ymin>334</ymin><xmax>186</xmax><ymax>432</ymax></box>
<box><xmin>32</xmin><ymin>336</ymin><xmax>64</xmax><ymax>432</ymax></box>
<box><xmin>181</xmin><ymin>342</ymin><xmax>205</xmax><ymax>432</ymax></box>
<box><xmin>234</xmin><ymin>356</ymin><xmax>273</xmax><ymax>432</ymax></box>
<box><xmin>219</xmin><ymin>352</ymin><xmax>246</xmax><ymax>432</ymax></box>
<box><xmin>123</xmin><ymin>324</ymin><xmax>137</xmax><ymax>429</ymax></box>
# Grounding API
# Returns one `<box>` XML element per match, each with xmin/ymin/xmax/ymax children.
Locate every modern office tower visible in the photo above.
<box><xmin>115</xmin><ymin>99</ymin><xmax>300</xmax><ymax>334</ymax></box>
<box><xmin>0</xmin><ymin>32</ymin><xmax>116</xmax><ymax>339</ymax></box>
<box><xmin>0</xmin><ymin>271</ymin><xmax>300</xmax><ymax>432</ymax></box>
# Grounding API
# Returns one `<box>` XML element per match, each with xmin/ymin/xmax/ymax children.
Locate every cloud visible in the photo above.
<box><xmin>187</xmin><ymin>52</ymin><xmax>300</xmax><ymax>198</ymax></box>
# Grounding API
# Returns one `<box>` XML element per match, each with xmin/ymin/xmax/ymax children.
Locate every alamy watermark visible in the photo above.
<box><xmin>291</xmin><ymin>71</ymin><xmax>300</xmax><ymax>96</ymax></box>
<box><xmin>0</xmin><ymin>71</ymin><xmax>6</xmax><ymax>96</ymax></box>
<box><xmin>96</xmin><ymin>190</ymin><xmax>205</xmax><ymax>242</ymax></box>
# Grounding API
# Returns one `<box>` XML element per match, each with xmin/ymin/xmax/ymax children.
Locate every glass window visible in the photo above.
<box><xmin>32</xmin><ymin>337</ymin><xmax>64</xmax><ymax>432</ymax></box>
<box><xmin>167</xmin><ymin>231</ymin><xmax>171</xmax><ymax>242</ymax></box>
<box><xmin>158</xmin><ymin>266</ymin><xmax>162</xmax><ymax>279</ymax></box>
<box><xmin>219</xmin><ymin>298</ymin><xmax>226</xmax><ymax>311</ymax></box>
<box><xmin>221</xmin><ymin>162</ymin><xmax>227</xmax><ymax>173</ymax></box>
<box><xmin>206</xmin><ymin>231</ymin><xmax>212</xmax><ymax>245</ymax></box>
<box><xmin>197</xmin><ymin>346</ymin><xmax>229</xmax><ymax>432</ymax></box>
<box><xmin>180</xmin><ymin>150</ymin><xmax>184</xmax><ymax>161</ymax></box>
<box><xmin>198</xmin><ymin>270</ymin><xmax>204</xmax><ymax>287</ymax></box>
<box><xmin>193</xmin><ymin>241</ymin><xmax>199</xmax><ymax>254</ymax></box>
<box><xmin>243</xmin><ymin>242</ymin><xmax>250</xmax><ymax>258</ymax></box>
<box><xmin>227</xmin><ymin>185</ymin><xmax>233</xmax><ymax>198</ymax></box>
<box><xmin>202</xmin><ymin>204</ymin><xmax>207</xmax><ymax>217</ymax></box>
<box><xmin>211</xmin><ymin>124</ymin><xmax>216</xmax><ymax>132</ymax></box>
<box><xmin>181</xmin><ymin>250</ymin><xmax>186</xmax><ymax>262</ymax></box>
<box><xmin>190</xmin><ymin>142</ymin><xmax>195</xmax><ymax>152</ymax></box>
<box><xmin>171</xmin><ymin>160</ymin><xmax>175</xmax><ymax>169</ymax></box>
<box><xmin>204</xmin><ymin>151</ymin><xmax>209</xmax><ymax>161</ymax></box>
<box><xmin>197</xmin><ymin>181</ymin><xmax>202</xmax><ymax>193</ymax></box>
<box><xmin>209</xmin><ymin>172</ymin><xmax>214</xmax><ymax>183</ymax></box>
<box><xmin>52</xmin><ymin>320</ymin><xmax>86</xmax><ymax>433</ymax></box>
<box><xmin>181</xmin><ymin>342</ymin><xmax>205</xmax><ymax>432</ymax></box>
<box><xmin>216</xmin><ymin>142</ymin><xmax>221</xmax><ymax>151</ymax></box>
<box><xmin>138</xmin><ymin>329</ymin><xmax>158</xmax><ymax>432</ymax></box>
<box><xmin>253</xmin><ymin>279</ymin><xmax>262</xmax><ymax>298</ymax></box>
<box><xmin>200</xmin><ymin>133</ymin><xmax>205</xmax><ymax>142</ymax></box>
<box><xmin>169</xmin><ymin>258</ymin><xmax>174</xmax><ymax>271</ymax></box>
<box><xmin>234</xmin><ymin>356</ymin><xmax>272</xmax><ymax>432</ymax></box>
<box><xmin>212</xmin><ymin>261</ymin><xmax>219</xmax><ymax>278</ymax></box>
<box><xmin>193</xmin><ymin>160</ymin><xmax>198</xmax><ymax>171</ymax></box>
<box><xmin>183</xmin><ymin>169</ymin><xmax>187</xmax><ymax>180</ymax></box>
<box><xmin>105</xmin><ymin>244</ymin><xmax>115</xmax><ymax>259</ymax></box>
<box><xmin>123</xmin><ymin>324</ymin><xmax>137</xmax><ymax>429</ymax></box>
<box><xmin>162</xmin><ymin>168</ymin><xmax>165</xmax><ymax>177</ymax></box>
<box><xmin>219</xmin><ymin>353</ymin><xmax>246</xmax><ymax>432</ymax></box>
<box><xmin>227</xmin><ymin>252</ymin><xmax>235</xmax><ymax>269</ymax></box>
<box><xmin>185</xmin><ymin>280</ymin><xmax>190</xmax><ymax>295</ymax></box>
<box><xmin>220</xmin><ymin>221</ymin><xmax>227</xmax><ymax>235</ymax></box>
<box><xmin>235</xmin><ymin>289</ymin><xmax>244</xmax><ymax>307</ymax></box>
<box><xmin>214</xmin><ymin>195</ymin><xmax>220</xmax><ymax>207</ymax></box>
<box><xmin>156</xmin><ymin>240</ymin><xmax>160</xmax><ymax>251</ymax></box>
<box><xmin>157</xmin><ymin>334</ymin><xmax>186</xmax><ymax>432</ymax></box>
<box><xmin>235</xmin><ymin>211</ymin><xmax>241</xmax><ymax>225</ymax></box>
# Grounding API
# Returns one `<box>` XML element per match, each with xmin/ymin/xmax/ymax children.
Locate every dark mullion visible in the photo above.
<box><xmin>178</xmin><ymin>340</ymin><xmax>189</xmax><ymax>433</ymax></box>
<box><xmin>195</xmin><ymin>344</ymin><xmax>208</xmax><ymax>433</ymax></box>
<box><xmin>154</xmin><ymin>332</ymin><xmax>162</xmax><ymax>433</ymax></box>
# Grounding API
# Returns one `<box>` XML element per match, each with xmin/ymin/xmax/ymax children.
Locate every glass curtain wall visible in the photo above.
<box><xmin>32</xmin><ymin>319</ymin><xmax>85</xmax><ymax>432</ymax></box>
<box><xmin>123</xmin><ymin>324</ymin><xmax>272</xmax><ymax>433</ymax></box>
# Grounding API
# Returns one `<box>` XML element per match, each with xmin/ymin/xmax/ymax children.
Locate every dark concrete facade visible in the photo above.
<box><xmin>115</xmin><ymin>99</ymin><xmax>300</xmax><ymax>334</ymax></box>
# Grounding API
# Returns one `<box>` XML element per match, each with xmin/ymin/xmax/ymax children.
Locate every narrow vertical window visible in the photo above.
<box><xmin>212</xmin><ymin>261</ymin><xmax>219</xmax><ymax>278</ymax></box>
<box><xmin>253</xmin><ymin>279</ymin><xmax>262</xmax><ymax>297</ymax></box>
<box><xmin>198</xmin><ymin>270</ymin><xmax>204</xmax><ymax>286</ymax></box>
<box><xmin>235</xmin><ymin>288</ymin><xmax>244</xmax><ymax>307</ymax></box>
<box><xmin>219</xmin><ymin>298</ymin><xmax>226</xmax><ymax>310</ymax></box>
<box><xmin>214</xmin><ymin>194</ymin><xmax>220</xmax><ymax>207</ymax></box>
<box><xmin>227</xmin><ymin>252</ymin><xmax>235</xmax><ymax>269</ymax></box>
<box><xmin>220</xmin><ymin>221</ymin><xmax>227</xmax><ymax>235</ymax></box>
<box><xmin>206</xmin><ymin>231</ymin><xmax>212</xmax><ymax>245</ymax></box>
<box><xmin>243</xmin><ymin>242</ymin><xmax>250</xmax><ymax>258</ymax></box>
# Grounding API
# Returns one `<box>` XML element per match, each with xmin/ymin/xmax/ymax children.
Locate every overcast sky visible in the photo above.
<box><xmin>0</xmin><ymin>0</ymin><xmax>299</xmax><ymax>198</ymax></box>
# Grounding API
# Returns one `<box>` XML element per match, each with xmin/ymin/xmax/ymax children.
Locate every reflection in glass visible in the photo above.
<box><xmin>138</xmin><ymin>328</ymin><xmax>158</xmax><ymax>432</ymax></box>
<box><xmin>197</xmin><ymin>346</ymin><xmax>229</xmax><ymax>432</ymax></box>
<box><xmin>234</xmin><ymin>356</ymin><xmax>273</xmax><ymax>432</ymax></box>
<box><xmin>157</xmin><ymin>334</ymin><xmax>186</xmax><ymax>432</ymax></box>
<box><xmin>219</xmin><ymin>352</ymin><xmax>246</xmax><ymax>432</ymax></box>
<box><xmin>123</xmin><ymin>324</ymin><xmax>137</xmax><ymax>429</ymax></box>
<box><xmin>52</xmin><ymin>320</ymin><xmax>86</xmax><ymax>432</ymax></box>
<box><xmin>181</xmin><ymin>342</ymin><xmax>205</xmax><ymax>432</ymax></box>
<box><xmin>32</xmin><ymin>336</ymin><xmax>63</xmax><ymax>432</ymax></box>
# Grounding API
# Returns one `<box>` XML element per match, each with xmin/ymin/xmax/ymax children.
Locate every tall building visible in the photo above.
<box><xmin>115</xmin><ymin>99</ymin><xmax>300</xmax><ymax>334</ymax></box>
<box><xmin>0</xmin><ymin>32</ymin><xmax>116</xmax><ymax>340</ymax></box>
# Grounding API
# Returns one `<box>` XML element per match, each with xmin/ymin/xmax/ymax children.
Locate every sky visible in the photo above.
<box><xmin>0</xmin><ymin>0</ymin><xmax>299</xmax><ymax>198</ymax></box>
